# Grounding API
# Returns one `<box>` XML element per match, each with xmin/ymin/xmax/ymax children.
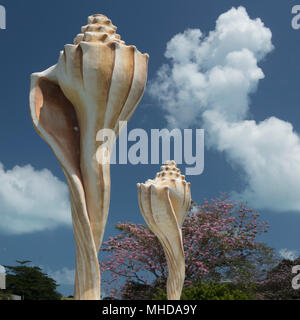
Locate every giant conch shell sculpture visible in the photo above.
<box><xmin>29</xmin><ymin>14</ymin><xmax>148</xmax><ymax>300</ymax></box>
<box><xmin>137</xmin><ymin>161</ymin><xmax>191</xmax><ymax>300</ymax></box>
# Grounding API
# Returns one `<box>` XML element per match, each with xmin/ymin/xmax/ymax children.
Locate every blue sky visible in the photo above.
<box><xmin>0</xmin><ymin>0</ymin><xmax>300</xmax><ymax>296</ymax></box>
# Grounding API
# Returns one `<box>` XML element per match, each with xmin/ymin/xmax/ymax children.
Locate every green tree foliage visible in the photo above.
<box><xmin>121</xmin><ymin>279</ymin><xmax>165</xmax><ymax>300</ymax></box>
<box><xmin>0</xmin><ymin>291</ymin><xmax>12</xmax><ymax>300</ymax></box>
<box><xmin>152</xmin><ymin>282</ymin><xmax>255</xmax><ymax>300</ymax></box>
<box><xmin>4</xmin><ymin>260</ymin><xmax>62</xmax><ymax>300</ymax></box>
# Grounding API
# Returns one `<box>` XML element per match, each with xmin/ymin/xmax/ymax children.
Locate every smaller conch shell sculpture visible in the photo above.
<box><xmin>137</xmin><ymin>161</ymin><xmax>191</xmax><ymax>300</ymax></box>
<box><xmin>29</xmin><ymin>14</ymin><xmax>148</xmax><ymax>299</ymax></box>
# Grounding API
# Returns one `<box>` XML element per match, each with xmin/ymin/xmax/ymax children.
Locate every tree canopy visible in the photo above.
<box><xmin>4</xmin><ymin>260</ymin><xmax>62</xmax><ymax>300</ymax></box>
<box><xmin>100</xmin><ymin>197</ymin><xmax>276</xmax><ymax>299</ymax></box>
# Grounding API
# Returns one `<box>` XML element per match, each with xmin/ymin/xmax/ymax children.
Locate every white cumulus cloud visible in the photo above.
<box><xmin>204</xmin><ymin>113</ymin><xmax>300</xmax><ymax>211</ymax></box>
<box><xmin>47</xmin><ymin>267</ymin><xmax>75</xmax><ymax>286</ymax></box>
<box><xmin>279</xmin><ymin>248</ymin><xmax>298</xmax><ymax>261</ymax></box>
<box><xmin>0</xmin><ymin>163</ymin><xmax>71</xmax><ymax>234</ymax></box>
<box><xmin>150</xmin><ymin>6</ymin><xmax>273</xmax><ymax>127</ymax></box>
<box><xmin>149</xmin><ymin>6</ymin><xmax>300</xmax><ymax>213</ymax></box>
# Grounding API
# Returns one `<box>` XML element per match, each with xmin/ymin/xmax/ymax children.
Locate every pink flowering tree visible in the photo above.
<box><xmin>100</xmin><ymin>197</ymin><xmax>275</xmax><ymax>299</ymax></box>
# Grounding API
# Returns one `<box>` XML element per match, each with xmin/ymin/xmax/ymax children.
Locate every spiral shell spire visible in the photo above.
<box><xmin>74</xmin><ymin>14</ymin><xmax>124</xmax><ymax>45</ymax></box>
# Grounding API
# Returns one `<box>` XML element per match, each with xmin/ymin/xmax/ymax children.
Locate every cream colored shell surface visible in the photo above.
<box><xmin>137</xmin><ymin>161</ymin><xmax>191</xmax><ymax>300</ymax></box>
<box><xmin>29</xmin><ymin>14</ymin><xmax>148</xmax><ymax>300</ymax></box>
